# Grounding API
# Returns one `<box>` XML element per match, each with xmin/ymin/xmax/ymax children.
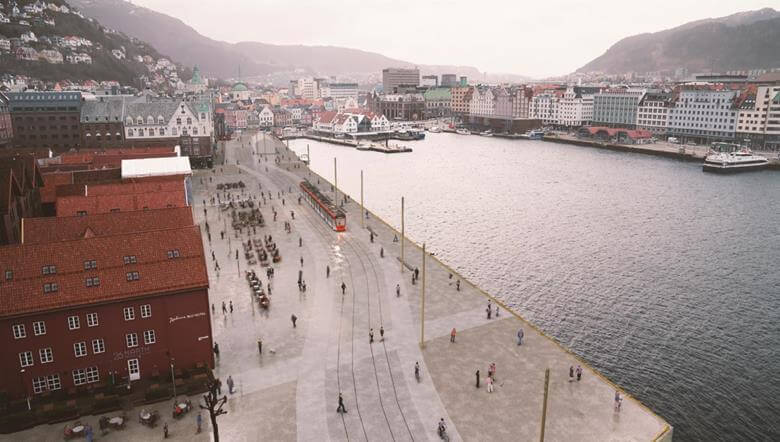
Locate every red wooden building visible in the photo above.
<box><xmin>0</xmin><ymin>216</ymin><xmax>212</xmax><ymax>401</ymax></box>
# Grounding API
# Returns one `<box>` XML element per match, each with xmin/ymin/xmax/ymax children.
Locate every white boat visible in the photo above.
<box><xmin>480</xmin><ymin>130</ymin><xmax>493</xmax><ymax>137</ymax></box>
<box><xmin>455</xmin><ymin>128</ymin><xmax>471</xmax><ymax>135</ymax></box>
<box><xmin>429</xmin><ymin>126</ymin><xmax>442</xmax><ymax>133</ymax></box>
<box><xmin>525</xmin><ymin>129</ymin><xmax>545</xmax><ymax>140</ymax></box>
<box><xmin>702</xmin><ymin>143</ymin><xmax>768</xmax><ymax>173</ymax></box>
<box><xmin>356</xmin><ymin>142</ymin><xmax>372</xmax><ymax>151</ymax></box>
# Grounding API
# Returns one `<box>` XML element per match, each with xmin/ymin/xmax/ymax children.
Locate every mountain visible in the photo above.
<box><xmin>69</xmin><ymin>0</ymin><xmax>522</xmax><ymax>83</ymax></box>
<box><xmin>0</xmin><ymin>0</ymin><xmax>182</xmax><ymax>86</ymax></box>
<box><xmin>578</xmin><ymin>8</ymin><xmax>780</xmax><ymax>74</ymax></box>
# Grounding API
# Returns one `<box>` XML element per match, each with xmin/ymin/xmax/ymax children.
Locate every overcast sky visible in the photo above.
<box><xmin>131</xmin><ymin>0</ymin><xmax>777</xmax><ymax>78</ymax></box>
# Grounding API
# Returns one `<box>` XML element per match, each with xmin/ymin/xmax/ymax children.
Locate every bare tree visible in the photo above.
<box><xmin>200</xmin><ymin>379</ymin><xmax>228</xmax><ymax>441</ymax></box>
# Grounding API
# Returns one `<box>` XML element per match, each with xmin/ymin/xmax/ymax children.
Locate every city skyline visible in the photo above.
<box><xmin>131</xmin><ymin>0</ymin><xmax>778</xmax><ymax>78</ymax></box>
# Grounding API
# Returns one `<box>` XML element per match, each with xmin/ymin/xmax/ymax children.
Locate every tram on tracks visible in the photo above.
<box><xmin>299</xmin><ymin>180</ymin><xmax>346</xmax><ymax>231</ymax></box>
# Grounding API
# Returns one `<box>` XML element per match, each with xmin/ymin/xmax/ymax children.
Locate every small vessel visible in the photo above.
<box><xmin>702</xmin><ymin>143</ymin><xmax>768</xmax><ymax>173</ymax></box>
<box><xmin>429</xmin><ymin>126</ymin><xmax>441</xmax><ymax>133</ymax></box>
<box><xmin>456</xmin><ymin>128</ymin><xmax>471</xmax><ymax>135</ymax></box>
<box><xmin>480</xmin><ymin>130</ymin><xmax>493</xmax><ymax>137</ymax></box>
<box><xmin>356</xmin><ymin>142</ymin><xmax>372</xmax><ymax>151</ymax></box>
<box><xmin>526</xmin><ymin>129</ymin><xmax>545</xmax><ymax>140</ymax></box>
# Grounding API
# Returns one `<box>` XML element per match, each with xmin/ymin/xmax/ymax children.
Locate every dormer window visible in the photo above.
<box><xmin>157</xmin><ymin>116</ymin><xmax>164</xmax><ymax>124</ymax></box>
<box><xmin>42</xmin><ymin>265</ymin><xmax>56</xmax><ymax>275</ymax></box>
<box><xmin>167</xmin><ymin>249</ymin><xmax>180</xmax><ymax>259</ymax></box>
<box><xmin>146</xmin><ymin>116</ymin><xmax>153</xmax><ymax>124</ymax></box>
<box><xmin>123</xmin><ymin>255</ymin><xmax>137</xmax><ymax>265</ymax></box>
<box><xmin>136</xmin><ymin>117</ymin><xmax>142</xmax><ymax>125</ymax></box>
<box><xmin>126</xmin><ymin>116</ymin><xmax>133</xmax><ymax>125</ymax></box>
<box><xmin>176</xmin><ymin>118</ymin><xmax>181</xmax><ymax>125</ymax></box>
<box><xmin>83</xmin><ymin>260</ymin><xmax>97</xmax><ymax>270</ymax></box>
<box><xmin>5</xmin><ymin>270</ymin><xmax>13</xmax><ymax>281</ymax></box>
<box><xmin>43</xmin><ymin>282</ymin><xmax>58</xmax><ymax>293</ymax></box>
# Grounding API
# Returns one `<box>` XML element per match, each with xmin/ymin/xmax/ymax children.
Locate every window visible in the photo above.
<box><xmin>12</xmin><ymin>324</ymin><xmax>26</xmax><ymax>339</ymax></box>
<box><xmin>47</xmin><ymin>374</ymin><xmax>61</xmax><ymax>391</ymax></box>
<box><xmin>126</xmin><ymin>333</ymin><xmax>138</xmax><ymax>348</ymax></box>
<box><xmin>126</xmin><ymin>271</ymin><xmax>140</xmax><ymax>281</ymax></box>
<box><xmin>73</xmin><ymin>341</ymin><xmax>87</xmax><ymax>357</ymax></box>
<box><xmin>33</xmin><ymin>321</ymin><xmax>46</xmax><ymax>336</ymax></box>
<box><xmin>92</xmin><ymin>338</ymin><xmax>105</xmax><ymax>354</ymax></box>
<box><xmin>43</xmin><ymin>282</ymin><xmax>58</xmax><ymax>294</ymax></box>
<box><xmin>123</xmin><ymin>255</ymin><xmax>137</xmax><ymax>265</ymax></box>
<box><xmin>167</xmin><ymin>249</ymin><xmax>180</xmax><ymax>259</ymax></box>
<box><xmin>123</xmin><ymin>307</ymin><xmax>135</xmax><ymax>321</ymax></box>
<box><xmin>19</xmin><ymin>351</ymin><xmax>34</xmax><ymax>367</ymax></box>
<box><xmin>67</xmin><ymin>316</ymin><xmax>80</xmax><ymax>330</ymax></box>
<box><xmin>85</xmin><ymin>277</ymin><xmax>100</xmax><ymax>287</ymax></box>
<box><xmin>86</xmin><ymin>313</ymin><xmax>98</xmax><ymax>327</ymax></box>
<box><xmin>41</xmin><ymin>265</ymin><xmax>56</xmax><ymax>275</ymax></box>
<box><xmin>5</xmin><ymin>270</ymin><xmax>13</xmax><ymax>281</ymax></box>
<box><xmin>86</xmin><ymin>366</ymin><xmax>99</xmax><ymax>383</ymax></box>
<box><xmin>140</xmin><ymin>304</ymin><xmax>151</xmax><ymax>318</ymax></box>
<box><xmin>76</xmin><ymin>211</ymin><xmax>87</xmax><ymax>216</ymax></box>
<box><xmin>32</xmin><ymin>376</ymin><xmax>47</xmax><ymax>394</ymax></box>
<box><xmin>143</xmin><ymin>329</ymin><xmax>156</xmax><ymax>345</ymax></box>
<box><xmin>83</xmin><ymin>259</ymin><xmax>97</xmax><ymax>270</ymax></box>
<box><xmin>72</xmin><ymin>368</ymin><xmax>86</xmax><ymax>385</ymax></box>
<box><xmin>39</xmin><ymin>347</ymin><xmax>53</xmax><ymax>363</ymax></box>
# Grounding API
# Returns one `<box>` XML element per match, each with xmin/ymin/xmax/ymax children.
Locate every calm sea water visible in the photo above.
<box><xmin>287</xmin><ymin>133</ymin><xmax>780</xmax><ymax>441</ymax></box>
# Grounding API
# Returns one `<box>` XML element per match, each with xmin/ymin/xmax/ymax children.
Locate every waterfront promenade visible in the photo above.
<box><xmin>3</xmin><ymin>132</ymin><xmax>671</xmax><ymax>441</ymax></box>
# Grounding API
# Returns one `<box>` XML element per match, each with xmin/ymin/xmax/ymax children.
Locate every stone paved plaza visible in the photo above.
<box><xmin>3</xmin><ymin>132</ymin><xmax>671</xmax><ymax>441</ymax></box>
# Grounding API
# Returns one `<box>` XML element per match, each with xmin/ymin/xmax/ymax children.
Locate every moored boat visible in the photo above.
<box><xmin>455</xmin><ymin>128</ymin><xmax>471</xmax><ymax>135</ymax></box>
<box><xmin>702</xmin><ymin>142</ymin><xmax>768</xmax><ymax>173</ymax></box>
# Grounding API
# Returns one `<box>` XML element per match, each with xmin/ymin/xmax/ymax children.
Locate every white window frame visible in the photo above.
<box><xmin>92</xmin><ymin>338</ymin><xmax>105</xmax><ymax>354</ymax></box>
<box><xmin>140</xmin><ymin>304</ymin><xmax>151</xmax><ymax>318</ymax></box>
<box><xmin>67</xmin><ymin>316</ymin><xmax>80</xmax><ymax>330</ymax></box>
<box><xmin>72</xmin><ymin>368</ymin><xmax>86</xmax><ymax>386</ymax></box>
<box><xmin>19</xmin><ymin>351</ymin><xmax>34</xmax><ymax>367</ymax></box>
<box><xmin>85</xmin><ymin>366</ymin><xmax>99</xmax><ymax>384</ymax></box>
<box><xmin>86</xmin><ymin>312</ymin><xmax>98</xmax><ymax>327</ymax></box>
<box><xmin>39</xmin><ymin>347</ymin><xmax>53</xmax><ymax>364</ymax></box>
<box><xmin>143</xmin><ymin>329</ymin><xmax>156</xmax><ymax>345</ymax></box>
<box><xmin>73</xmin><ymin>341</ymin><xmax>87</xmax><ymax>358</ymax></box>
<box><xmin>12</xmin><ymin>324</ymin><xmax>26</xmax><ymax>339</ymax></box>
<box><xmin>123</xmin><ymin>307</ymin><xmax>135</xmax><ymax>321</ymax></box>
<box><xmin>47</xmin><ymin>374</ymin><xmax>61</xmax><ymax>391</ymax></box>
<box><xmin>32</xmin><ymin>376</ymin><xmax>47</xmax><ymax>394</ymax></box>
<box><xmin>126</xmin><ymin>333</ymin><xmax>138</xmax><ymax>348</ymax></box>
<box><xmin>127</xmin><ymin>358</ymin><xmax>140</xmax><ymax>381</ymax></box>
<box><xmin>33</xmin><ymin>321</ymin><xmax>46</xmax><ymax>336</ymax></box>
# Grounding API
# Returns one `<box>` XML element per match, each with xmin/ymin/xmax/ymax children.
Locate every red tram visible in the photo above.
<box><xmin>299</xmin><ymin>180</ymin><xmax>346</xmax><ymax>231</ymax></box>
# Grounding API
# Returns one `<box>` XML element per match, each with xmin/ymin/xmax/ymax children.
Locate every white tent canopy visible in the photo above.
<box><xmin>121</xmin><ymin>156</ymin><xmax>191</xmax><ymax>179</ymax></box>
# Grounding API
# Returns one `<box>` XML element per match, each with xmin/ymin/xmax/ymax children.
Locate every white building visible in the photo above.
<box><xmin>124</xmin><ymin>98</ymin><xmax>212</xmax><ymax>141</ymax></box>
<box><xmin>469</xmin><ymin>86</ymin><xmax>495</xmax><ymax>117</ymax></box>
<box><xmin>557</xmin><ymin>86</ymin><xmax>598</xmax><ymax>127</ymax></box>
<box><xmin>258</xmin><ymin>106</ymin><xmax>274</xmax><ymax>127</ymax></box>
<box><xmin>296</xmin><ymin>77</ymin><xmax>319</xmax><ymax>99</ymax></box>
<box><xmin>529</xmin><ymin>92</ymin><xmax>560</xmax><ymax>125</ymax></box>
<box><xmin>735</xmin><ymin>82</ymin><xmax>780</xmax><ymax>149</ymax></box>
<box><xmin>636</xmin><ymin>93</ymin><xmax>671</xmax><ymax>136</ymax></box>
<box><xmin>668</xmin><ymin>86</ymin><xmax>738</xmax><ymax>142</ymax></box>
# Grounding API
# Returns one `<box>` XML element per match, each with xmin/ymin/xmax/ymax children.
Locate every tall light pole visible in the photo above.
<box><xmin>360</xmin><ymin>170</ymin><xmax>364</xmax><ymax>228</ymax></box>
<box><xmin>400</xmin><ymin>196</ymin><xmax>405</xmax><ymax>272</ymax></box>
<box><xmin>333</xmin><ymin>157</ymin><xmax>338</xmax><ymax>204</ymax></box>
<box><xmin>19</xmin><ymin>369</ymin><xmax>30</xmax><ymax>411</ymax></box>
<box><xmin>171</xmin><ymin>359</ymin><xmax>177</xmax><ymax>398</ymax></box>
<box><xmin>420</xmin><ymin>242</ymin><xmax>426</xmax><ymax>348</ymax></box>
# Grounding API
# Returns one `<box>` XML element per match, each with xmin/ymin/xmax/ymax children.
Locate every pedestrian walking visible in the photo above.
<box><xmin>456</xmin><ymin>279</ymin><xmax>460</xmax><ymax>291</ymax></box>
<box><xmin>486</xmin><ymin>305</ymin><xmax>492</xmax><ymax>319</ymax></box>
<box><xmin>475</xmin><ymin>369</ymin><xmax>480</xmax><ymax>388</ymax></box>
<box><xmin>369</xmin><ymin>328</ymin><xmax>374</xmax><ymax>343</ymax></box>
<box><xmin>337</xmin><ymin>393</ymin><xmax>347</xmax><ymax>413</ymax></box>
<box><xmin>163</xmin><ymin>422</ymin><xmax>169</xmax><ymax>438</ymax></box>
<box><xmin>396</xmin><ymin>284</ymin><xmax>401</xmax><ymax>297</ymax></box>
<box><xmin>211</xmin><ymin>251</ymin><xmax>216</xmax><ymax>261</ymax></box>
<box><xmin>576</xmin><ymin>365</ymin><xmax>583</xmax><ymax>381</ymax></box>
<box><xmin>380</xmin><ymin>247</ymin><xmax>384</xmax><ymax>258</ymax></box>
<box><xmin>450</xmin><ymin>328</ymin><xmax>456</xmax><ymax>343</ymax></box>
<box><xmin>229</xmin><ymin>301</ymin><xmax>233</xmax><ymax>313</ymax></box>
<box><xmin>326</xmin><ymin>265</ymin><xmax>330</xmax><ymax>278</ymax></box>
<box><xmin>487</xmin><ymin>375</ymin><xmax>494</xmax><ymax>393</ymax></box>
<box><xmin>291</xmin><ymin>314</ymin><xmax>297</xmax><ymax>328</ymax></box>
<box><xmin>489</xmin><ymin>362</ymin><xmax>497</xmax><ymax>381</ymax></box>
<box><xmin>222</xmin><ymin>301</ymin><xmax>227</xmax><ymax>314</ymax></box>
<box><xmin>414</xmin><ymin>267</ymin><xmax>419</xmax><ymax>281</ymax></box>
<box><xmin>216</xmin><ymin>378</ymin><xmax>222</xmax><ymax>395</ymax></box>
<box><xmin>380</xmin><ymin>326</ymin><xmax>385</xmax><ymax>341</ymax></box>
<box><xmin>341</xmin><ymin>282</ymin><xmax>346</xmax><ymax>294</ymax></box>
<box><xmin>414</xmin><ymin>361</ymin><xmax>420</xmax><ymax>381</ymax></box>
<box><xmin>370</xmin><ymin>232</ymin><xmax>374</xmax><ymax>243</ymax></box>
<box><xmin>300</xmin><ymin>256</ymin><xmax>304</xmax><ymax>267</ymax></box>
<box><xmin>495</xmin><ymin>305</ymin><xmax>500</xmax><ymax>317</ymax></box>
<box><xmin>196</xmin><ymin>413</ymin><xmax>202</xmax><ymax>433</ymax></box>
<box><xmin>614</xmin><ymin>390</ymin><xmax>622</xmax><ymax>411</ymax></box>
<box><xmin>227</xmin><ymin>376</ymin><xmax>234</xmax><ymax>394</ymax></box>
<box><xmin>517</xmin><ymin>328</ymin><xmax>524</xmax><ymax>346</ymax></box>
<box><xmin>569</xmin><ymin>365</ymin><xmax>574</xmax><ymax>382</ymax></box>
<box><xmin>213</xmin><ymin>343</ymin><xmax>220</xmax><ymax>358</ymax></box>
<box><xmin>299</xmin><ymin>237</ymin><xmax>302</xmax><ymax>247</ymax></box>
<box><xmin>211</xmin><ymin>303</ymin><xmax>215</xmax><ymax>313</ymax></box>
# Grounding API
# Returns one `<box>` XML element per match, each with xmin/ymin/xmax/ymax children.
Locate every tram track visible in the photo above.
<box><xmin>263</xmin><ymin>144</ymin><xmax>415</xmax><ymax>441</ymax></box>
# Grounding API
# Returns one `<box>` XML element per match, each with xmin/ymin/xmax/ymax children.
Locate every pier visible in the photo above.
<box><xmin>281</xmin><ymin>133</ymin><xmax>413</xmax><ymax>154</ymax></box>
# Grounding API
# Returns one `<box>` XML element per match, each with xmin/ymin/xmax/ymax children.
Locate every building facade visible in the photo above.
<box><xmin>371</xmin><ymin>93</ymin><xmax>425</xmax><ymax>121</ymax></box>
<box><xmin>450</xmin><ymin>86</ymin><xmax>473</xmax><ymax>118</ymax></box>
<box><xmin>0</xmin><ymin>92</ymin><xmax>11</xmax><ymax>147</ymax></box>
<box><xmin>469</xmin><ymin>86</ymin><xmax>495</xmax><ymax>117</ymax></box>
<box><xmin>382</xmin><ymin>68</ymin><xmax>420</xmax><ymax>94</ymax></box>
<box><xmin>423</xmin><ymin>88</ymin><xmax>451</xmax><ymax>118</ymax></box>
<box><xmin>0</xmin><ymin>223</ymin><xmax>212</xmax><ymax>401</ymax></box>
<box><xmin>557</xmin><ymin>86</ymin><xmax>599</xmax><ymax>128</ymax></box>
<box><xmin>591</xmin><ymin>88</ymin><xmax>646</xmax><ymax>128</ymax></box>
<box><xmin>668</xmin><ymin>87</ymin><xmax>738</xmax><ymax>143</ymax></box>
<box><xmin>636</xmin><ymin>93</ymin><xmax>671</xmax><ymax>137</ymax></box>
<box><xmin>441</xmin><ymin>74</ymin><xmax>458</xmax><ymax>87</ymax></box>
<box><xmin>736</xmin><ymin>84</ymin><xmax>780</xmax><ymax>150</ymax></box>
<box><xmin>8</xmin><ymin>91</ymin><xmax>83</xmax><ymax>152</ymax></box>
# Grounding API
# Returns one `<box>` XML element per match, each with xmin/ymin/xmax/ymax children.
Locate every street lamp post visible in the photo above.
<box><xmin>19</xmin><ymin>369</ymin><xmax>30</xmax><ymax>411</ymax></box>
<box><xmin>170</xmin><ymin>359</ymin><xmax>177</xmax><ymax>398</ymax></box>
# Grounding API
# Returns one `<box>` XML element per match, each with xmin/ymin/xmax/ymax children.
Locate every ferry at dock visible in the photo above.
<box><xmin>702</xmin><ymin>142</ymin><xmax>768</xmax><ymax>173</ymax></box>
<box><xmin>524</xmin><ymin>129</ymin><xmax>545</xmax><ymax>140</ymax></box>
<box><xmin>455</xmin><ymin>128</ymin><xmax>471</xmax><ymax>135</ymax></box>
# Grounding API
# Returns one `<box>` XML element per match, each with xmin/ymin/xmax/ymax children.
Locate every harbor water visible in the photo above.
<box><xmin>286</xmin><ymin>133</ymin><xmax>780</xmax><ymax>441</ymax></box>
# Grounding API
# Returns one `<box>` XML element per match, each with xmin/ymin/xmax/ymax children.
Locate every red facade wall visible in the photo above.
<box><xmin>1</xmin><ymin>288</ymin><xmax>213</xmax><ymax>400</ymax></box>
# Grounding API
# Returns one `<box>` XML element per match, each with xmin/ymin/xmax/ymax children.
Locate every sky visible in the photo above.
<box><xmin>131</xmin><ymin>0</ymin><xmax>778</xmax><ymax>78</ymax></box>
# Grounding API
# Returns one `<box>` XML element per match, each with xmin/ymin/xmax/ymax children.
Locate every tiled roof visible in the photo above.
<box><xmin>22</xmin><ymin>206</ymin><xmax>194</xmax><ymax>244</ymax></box>
<box><xmin>318</xmin><ymin>111</ymin><xmax>338</xmax><ymax>124</ymax></box>
<box><xmin>0</xmin><ymin>226</ymin><xmax>208</xmax><ymax>318</ymax></box>
<box><xmin>80</xmin><ymin>98</ymin><xmax>126</xmax><ymax>123</ymax></box>
<box><xmin>55</xmin><ymin>175</ymin><xmax>188</xmax><ymax>216</ymax></box>
<box><xmin>0</xmin><ymin>168</ymin><xmax>23</xmax><ymax>212</ymax></box>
